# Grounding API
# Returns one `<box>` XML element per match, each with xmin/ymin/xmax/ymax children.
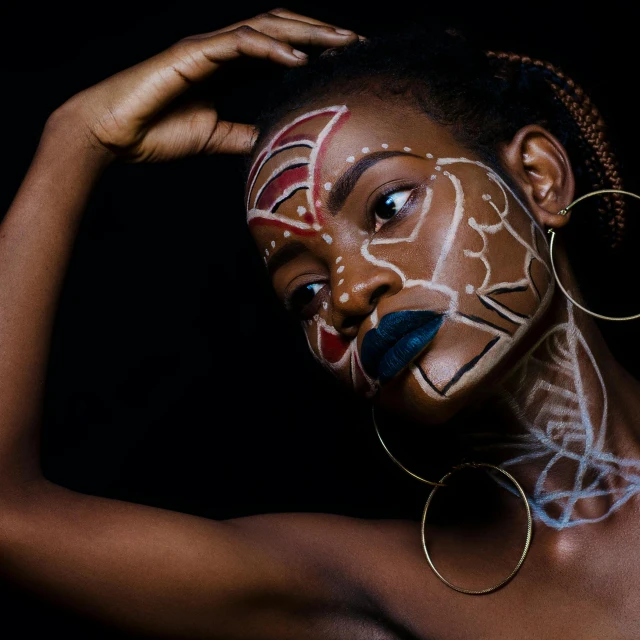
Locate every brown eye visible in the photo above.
<box><xmin>373</xmin><ymin>189</ymin><xmax>412</xmax><ymax>229</ymax></box>
<box><xmin>289</xmin><ymin>282</ymin><xmax>325</xmax><ymax>317</ymax></box>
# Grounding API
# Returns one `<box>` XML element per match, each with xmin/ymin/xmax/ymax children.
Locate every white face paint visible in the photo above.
<box><xmin>248</xmin><ymin>101</ymin><xmax>553</xmax><ymax>405</ymax></box>
<box><xmin>249</xmin><ymin>98</ymin><xmax>636</xmax><ymax>532</ymax></box>
<box><xmin>486</xmin><ymin>300</ymin><xmax>640</xmax><ymax>530</ymax></box>
<box><xmin>360</xmin><ymin>156</ymin><xmax>552</xmax><ymax>399</ymax></box>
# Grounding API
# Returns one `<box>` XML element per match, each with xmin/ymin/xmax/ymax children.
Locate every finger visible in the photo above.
<box><xmin>119</xmin><ymin>27</ymin><xmax>309</xmax><ymax>125</ymax></box>
<box><xmin>260</xmin><ymin>9</ymin><xmax>366</xmax><ymax>40</ymax></box>
<box><xmin>265</xmin><ymin>8</ymin><xmax>354</xmax><ymax>31</ymax></box>
<box><xmin>199</xmin><ymin>11</ymin><xmax>358</xmax><ymax>45</ymax></box>
<box><xmin>206</xmin><ymin>121</ymin><xmax>259</xmax><ymax>155</ymax></box>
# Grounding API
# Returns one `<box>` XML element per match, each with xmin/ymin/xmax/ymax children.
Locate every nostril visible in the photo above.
<box><xmin>369</xmin><ymin>284</ymin><xmax>390</xmax><ymax>305</ymax></box>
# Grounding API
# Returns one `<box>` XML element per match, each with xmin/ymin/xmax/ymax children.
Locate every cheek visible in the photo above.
<box><xmin>303</xmin><ymin>316</ymin><xmax>376</xmax><ymax>396</ymax></box>
<box><xmin>374</xmin><ymin>165</ymin><xmax>555</xmax><ymax>407</ymax></box>
<box><xmin>303</xmin><ymin>316</ymin><xmax>352</xmax><ymax>373</ymax></box>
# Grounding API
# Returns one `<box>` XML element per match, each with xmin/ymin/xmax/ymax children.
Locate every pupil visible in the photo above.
<box><xmin>291</xmin><ymin>284</ymin><xmax>315</xmax><ymax>310</ymax></box>
<box><xmin>377</xmin><ymin>195</ymin><xmax>398</xmax><ymax>220</ymax></box>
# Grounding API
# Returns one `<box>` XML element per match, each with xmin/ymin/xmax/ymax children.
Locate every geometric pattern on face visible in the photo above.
<box><xmin>306</xmin><ymin>315</ymin><xmax>374</xmax><ymax>396</ymax></box>
<box><xmin>247</xmin><ymin>106</ymin><xmax>377</xmax><ymax>395</ymax></box>
<box><xmin>362</xmin><ymin>157</ymin><xmax>553</xmax><ymax>399</ymax></box>
<box><xmin>246</xmin><ymin>105</ymin><xmax>350</xmax><ymax>236</ymax></box>
<box><xmin>247</xmin><ymin>106</ymin><xmax>552</xmax><ymax>401</ymax></box>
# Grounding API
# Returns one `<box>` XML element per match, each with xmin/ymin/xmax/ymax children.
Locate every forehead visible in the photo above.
<box><xmin>249</xmin><ymin>98</ymin><xmax>462</xmax><ymax>191</ymax></box>
<box><xmin>245</xmin><ymin>97</ymin><xmax>463</xmax><ymax>245</ymax></box>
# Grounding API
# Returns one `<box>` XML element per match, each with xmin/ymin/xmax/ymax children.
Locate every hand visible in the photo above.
<box><xmin>52</xmin><ymin>9</ymin><xmax>358</xmax><ymax>163</ymax></box>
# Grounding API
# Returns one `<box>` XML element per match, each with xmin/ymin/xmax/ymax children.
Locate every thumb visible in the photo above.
<box><xmin>206</xmin><ymin>121</ymin><xmax>259</xmax><ymax>155</ymax></box>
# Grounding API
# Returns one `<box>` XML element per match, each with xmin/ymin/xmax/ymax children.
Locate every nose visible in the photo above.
<box><xmin>331</xmin><ymin>259</ymin><xmax>403</xmax><ymax>338</ymax></box>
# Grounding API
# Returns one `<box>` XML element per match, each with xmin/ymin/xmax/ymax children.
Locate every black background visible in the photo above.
<box><xmin>1</xmin><ymin>1</ymin><xmax>639</xmax><ymax>636</ymax></box>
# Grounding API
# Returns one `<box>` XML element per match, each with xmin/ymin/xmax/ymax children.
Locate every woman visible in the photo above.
<box><xmin>1</xmin><ymin>7</ymin><xmax>639</xmax><ymax>638</ymax></box>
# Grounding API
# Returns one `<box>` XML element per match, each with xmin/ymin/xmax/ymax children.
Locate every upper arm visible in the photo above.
<box><xmin>0</xmin><ymin>479</ymin><xmax>357</xmax><ymax>639</ymax></box>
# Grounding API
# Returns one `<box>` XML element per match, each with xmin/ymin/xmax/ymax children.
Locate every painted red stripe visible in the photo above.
<box><xmin>320</xmin><ymin>326</ymin><xmax>351</xmax><ymax>363</ymax></box>
<box><xmin>256</xmin><ymin>165</ymin><xmax>309</xmax><ymax>212</ymax></box>
<box><xmin>271</xmin><ymin>112</ymin><xmax>334</xmax><ymax>147</ymax></box>
<box><xmin>312</xmin><ymin>109</ymin><xmax>350</xmax><ymax>224</ymax></box>
<box><xmin>271</xmin><ymin>133</ymin><xmax>314</xmax><ymax>149</ymax></box>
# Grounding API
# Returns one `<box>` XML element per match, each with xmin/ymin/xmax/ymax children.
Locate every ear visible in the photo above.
<box><xmin>499</xmin><ymin>125</ymin><xmax>575</xmax><ymax>229</ymax></box>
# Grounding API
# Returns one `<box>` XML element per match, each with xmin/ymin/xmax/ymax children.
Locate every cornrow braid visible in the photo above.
<box><xmin>486</xmin><ymin>51</ymin><xmax>625</xmax><ymax>247</ymax></box>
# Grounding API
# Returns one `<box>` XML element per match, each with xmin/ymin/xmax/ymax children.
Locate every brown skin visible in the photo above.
<box><xmin>248</xmin><ymin>99</ymin><xmax>564</xmax><ymax>423</ymax></box>
<box><xmin>0</xmin><ymin>8</ymin><xmax>639</xmax><ymax>639</ymax></box>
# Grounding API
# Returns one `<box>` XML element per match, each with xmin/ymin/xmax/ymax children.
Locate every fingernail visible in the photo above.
<box><xmin>292</xmin><ymin>49</ymin><xmax>308</xmax><ymax>60</ymax></box>
<box><xmin>334</xmin><ymin>28</ymin><xmax>354</xmax><ymax>35</ymax></box>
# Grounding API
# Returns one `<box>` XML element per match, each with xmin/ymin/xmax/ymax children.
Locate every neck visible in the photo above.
<box><xmin>470</xmin><ymin>297</ymin><xmax>640</xmax><ymax>531</ymax></box>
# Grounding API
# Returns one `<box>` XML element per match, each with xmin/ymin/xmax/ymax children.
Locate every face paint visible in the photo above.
<box><xmin>491</xmin><ymin>300</ymin><xmax>640</xmax><ymax>530</ymax></box>
<box><xmin>249</xmin><ymin>98</ymin><xmax>637</xmax><ymax>530</ymax></box>
<box><xmin>247</xmin><ymin>105</ymin><xmax>350</xmax><ymax>236</ymax></box>
<box><xmin>306</xmin><ymin>315</ymin><xmax>374</xmax><ymax>395</ymax></box>
<box><xmin>248</xmin><ymin>99</ymin><xmax>553</xmax><ymax>413</ymax></box>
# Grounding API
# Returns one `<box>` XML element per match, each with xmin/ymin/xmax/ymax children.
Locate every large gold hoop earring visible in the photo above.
<box><xmin>422</xmin><ymin>463</ymin><xmax>532</xmax><ymax>595</ymax></box>
<box><xmin>372</xmin><ymin>408</ymin><xmax>533</xmax><ymax>595</ymax></box>
<box><xmin>549</xmin><ymin>188</ymin><xmax>640</xmax><ymax>321</ymax></box>
<box><xmin>372</xmin><ymin>407</ymin><xmax>445</xmax><ymax>487</ymax></box>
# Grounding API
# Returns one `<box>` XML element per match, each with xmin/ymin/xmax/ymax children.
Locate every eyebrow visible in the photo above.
<box><xmin>326</xmin><ymin>150</ymin><xmax>423</xmax><ymax>215</ymax></box>
<box><xmin>266</xmin><ymin>240</ymin><xmax>309</xmax><ymax>277</ymax></box>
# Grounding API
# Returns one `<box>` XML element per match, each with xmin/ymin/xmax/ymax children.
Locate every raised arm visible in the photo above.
<box><xmin>0</xmin><ymin>11</ymin><xmax>362</xmax><ymax>638</ymax></box>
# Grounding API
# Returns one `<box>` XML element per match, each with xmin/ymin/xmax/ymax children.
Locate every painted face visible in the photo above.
<box><xmin>246</xmin><ymin>97</ymin><xmax>554</xmax><ymax>423</ymax></box>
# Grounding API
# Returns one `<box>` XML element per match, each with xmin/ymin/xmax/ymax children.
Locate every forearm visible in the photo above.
<box><xmin>0</xmin><ymin>109</ymin><xmax>113</xmax><ymax>486</ymax></box>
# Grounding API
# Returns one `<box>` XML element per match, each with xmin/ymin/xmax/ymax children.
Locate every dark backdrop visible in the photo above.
<box><xmin>1</xmin><ymin>2</ymin><xmax>639</xmax><ymax>636</ymax></box>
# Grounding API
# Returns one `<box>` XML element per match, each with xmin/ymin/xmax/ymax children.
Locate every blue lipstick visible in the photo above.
<box><xmin>361</xmin><ymin>310</ymin><xmax>444</xmax><ymax>384</ymax></box>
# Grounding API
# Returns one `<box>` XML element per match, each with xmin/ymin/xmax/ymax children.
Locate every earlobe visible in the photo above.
<box><xmin>499</xmin><ymin>125</ymin><xmax>575</xmax><ymax>230</ymax></box>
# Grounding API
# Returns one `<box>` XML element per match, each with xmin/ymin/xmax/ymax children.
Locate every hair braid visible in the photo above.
<box><xmin>486</xmin><ymin>51</ymin><xmax>625</xmax><ymax>246</ymax></box>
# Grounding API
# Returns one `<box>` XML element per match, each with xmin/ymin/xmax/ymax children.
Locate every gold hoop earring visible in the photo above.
<box><xmin>372</xmin><ymin>407</ymin><xmax>446</xmax><ymax>487</ymax></box>
<box><xmin>422</xmin><ymin>463</ymin><xmax>532</xmax><ymax>595</ymax></box>
<box><xmin>373</xmin><ymin>407</ymin><xmax>533</xmax><ymax>595</ymax></box>
<box><xmin>549</xmin><ymin>188</ymin><xmax>640</xmax><ymax>322</ymax></box>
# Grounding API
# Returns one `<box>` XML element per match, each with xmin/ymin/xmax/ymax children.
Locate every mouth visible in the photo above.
<box><xmin>361</xmin><ymin>310</ymin><xmax>445</xmax><ymax>385</ymax></box>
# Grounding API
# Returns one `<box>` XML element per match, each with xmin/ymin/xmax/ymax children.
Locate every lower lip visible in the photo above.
<box><xmin>378</xmin><ymin>319</ymin><xmax>443</xmax><ymax>384</ymax></box>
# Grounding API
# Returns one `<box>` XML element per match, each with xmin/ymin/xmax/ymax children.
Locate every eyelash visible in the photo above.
<box><xmin>285</xmin><ymin>280</ymin><xmax>327</xmax><ymax>320</ymax></box>
<box><xmin>285</xmin><ymin>185</ymin><xmax>419</xmax><ymax>318</ymax></box>
<box><xmin>370</xmin><ymin>184</ymin><xmax>418</xmax><ymax>232</ymax></box>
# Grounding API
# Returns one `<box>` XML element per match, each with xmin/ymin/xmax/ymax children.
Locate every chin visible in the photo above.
<box><xmin>374</xmin><ymin>352</ymin><xmax>508</xmax><ymax>426</ymax></box>
<box><xmin>374</xmin><ymin>369</ymin><xmax>473</xmax><ymax>426</ymax></box>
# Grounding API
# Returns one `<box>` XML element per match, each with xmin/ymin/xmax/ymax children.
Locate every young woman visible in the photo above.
<box><xmin>1</xmin><ymin>8</ymin><xmax>638</xmax><ymax>639</ymax></box>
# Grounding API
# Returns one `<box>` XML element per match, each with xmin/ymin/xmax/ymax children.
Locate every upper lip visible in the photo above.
<box><xmin>361</xmin><ymin>310</ymin><xmax>445</xmax><ymax>384</ymax></box>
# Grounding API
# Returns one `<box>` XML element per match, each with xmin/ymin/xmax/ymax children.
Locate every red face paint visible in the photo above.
<box><xmin>247</xmin><ymin>106</ymin><xmax>350</xmax><ymax>236</ymax></box>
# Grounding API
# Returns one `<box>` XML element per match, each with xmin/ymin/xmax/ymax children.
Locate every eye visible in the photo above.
<box><xmin>288</xmin><ymin>282</ymin><xmax>326</xmax><ymax>318</ymax></box>
<box><xmin>373</xmin><ymin>189</ymin><xmax>412</xmax><ymax>231</ymax></box>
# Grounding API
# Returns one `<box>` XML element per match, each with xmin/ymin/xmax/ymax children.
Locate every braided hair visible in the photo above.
<box><xmin>485</xmin><ymin>51</ymin><xmax>624</xmax><ymax>245</ymax></box>
<box><xmin>252</xmin><ymin>28</ymin><xmax>625</xmax><ymax>247</ymax></box>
